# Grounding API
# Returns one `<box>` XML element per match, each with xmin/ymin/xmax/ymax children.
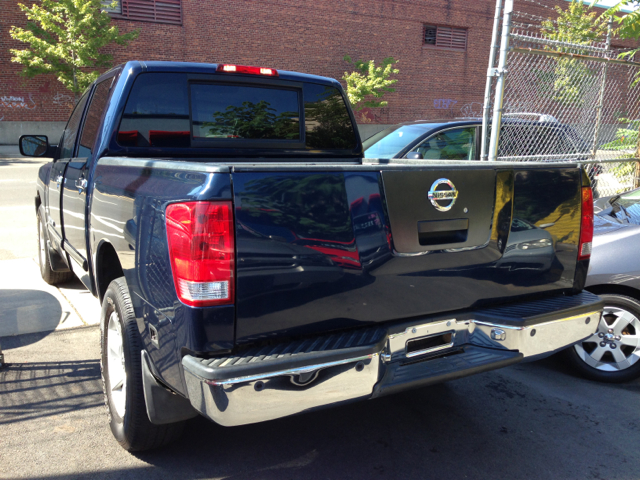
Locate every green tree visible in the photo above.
<box><xmin>342</xmin><ymin>56</ymin><xmax>399</xmax><ymax>112</ymax></box>
<box><xmin>10</xmin><ymin>0</ymin><xmax>138</xmax><ymax>100</ymax></box>
<box><xmin>539</xmin><ymin>0</ymin><xmax>608</xmax><ymax>105</ymax></box>
<box><xmin>542</xmin><ymin>0</ymin><xmax>609</xmax><ymax>46</ymax></box>
<box><xmin>596</xmin><ymin>1</ymin><xmax>640</xmax><ymax>66</ymax></box>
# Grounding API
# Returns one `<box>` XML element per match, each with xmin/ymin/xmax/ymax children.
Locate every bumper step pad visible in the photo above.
<box><xmin>374</xmin><ymin>346</ymin><xmax>522</xmax><ymax>398</ymax></box>
<box><xmin>472</xmin><ymin>291</ymin><xmax>602</xmax><ymax>326</ymax></box>
<box><xmin>183</xmin><ymin>327</ymin><xmax>387</xmax><ymax>382</ymax></box>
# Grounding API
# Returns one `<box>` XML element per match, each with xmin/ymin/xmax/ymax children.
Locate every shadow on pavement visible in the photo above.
<box><xmin>0</xmin><ymin>158</ymin><xmax>49</xmax><ymax>166</ymax></box>
<box><xmin>0</xmin><ymin>359</ymin><xmax>102</xmax><ymax>426</ymax></box>
<box><xmin>0</xmin><ymin>289</ymin><xmax>64</xmax><ymax>341</ymax></box>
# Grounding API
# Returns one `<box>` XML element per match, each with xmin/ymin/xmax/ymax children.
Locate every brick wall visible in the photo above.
<box><xmin>0</xmin><ymin>0</ymin><xmax>631</xmax><ymax>125</ymax></box>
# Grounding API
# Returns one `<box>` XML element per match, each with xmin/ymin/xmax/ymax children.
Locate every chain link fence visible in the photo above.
<box><xmin>483</xmin><ymin>0</ymin><xmax>640</xmax><ymax>198</ymax></box>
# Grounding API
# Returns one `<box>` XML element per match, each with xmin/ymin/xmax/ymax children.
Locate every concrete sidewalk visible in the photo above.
<box><xmin>0</xmin><ymin>258</ymin><xmax>100</xmax><ymax>339</ymax></box>
<box><xmin>0</xmin><ymin>144</ymin><xmax>99</xmax><ymax>344</ymax></box>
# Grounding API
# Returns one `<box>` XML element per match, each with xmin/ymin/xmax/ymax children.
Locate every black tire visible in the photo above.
<box><xmin>37</xmin><ymin>205</ymin><xmax>74</xmax><ymax>285</ymax></box>
<box><xmin>101</xmin><ymin>277</ymin><xmax>184</xmax><ymax>451</ymax></box>
<box><xmin>565</xmin><ymin>293</ymin><xmax>640</xmax><ymax>383</ymax></box>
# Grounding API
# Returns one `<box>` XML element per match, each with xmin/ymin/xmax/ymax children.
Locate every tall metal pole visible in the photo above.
<box><xmin>487</xmin><ymin>0</ymin><xmax>514</xmax><ymax>162</ymax></box>
<box><xmin>481</xmin><ymin>0</ymin><xmax>505</xmax><ymax>161</ymax></box>
<box><xmin>590</xmin><ymin>17</ymin><xmax>613</xmax><ymax>161</ymax></box>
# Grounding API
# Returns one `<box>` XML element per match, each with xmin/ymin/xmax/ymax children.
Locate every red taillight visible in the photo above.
<box><xmin>578</xmin><ymin>186</ymin><xmax>594</xmax><ymax>261</ymax></box>
<box><xmin>216</xmin><ymin>64</ymin><xmax>278</xmax><ymax>76</ymax></box>
<box><xmin>165</xmin><ymin>201</ymin><xmax>235</xmax><ymax>307</ymax></box>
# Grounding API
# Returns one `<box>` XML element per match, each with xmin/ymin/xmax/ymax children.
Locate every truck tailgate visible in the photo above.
<box><xmin>233</xmin><ymin>165</ymin><xmax>583</xmax><ymax>344</ymax></box>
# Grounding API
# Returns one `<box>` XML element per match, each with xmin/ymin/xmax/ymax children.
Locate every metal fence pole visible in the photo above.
<box><xmin>481</xmin><ymin>0</ymin><xmax>505</xmax><ymax>161</ymax></box>
<box><xmin>590</xmin><ymin>17</ymin><xmax>613</xmax><ymax>161</ymax></box>
<box><xmin>487</xmin><ymin>0</ymin><xmax>514</xmax><ymax>162</ymax></box>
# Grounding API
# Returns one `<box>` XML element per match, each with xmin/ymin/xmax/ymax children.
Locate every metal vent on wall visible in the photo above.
<box><xmin>424</xmin><ymin>24</ymin><xmax>468</xmax><ymax>51</ymax></box>
<box><xmin>108</xmin><ymin>0</ymin><xmax>182</xmax><ymax>25</ymax></box>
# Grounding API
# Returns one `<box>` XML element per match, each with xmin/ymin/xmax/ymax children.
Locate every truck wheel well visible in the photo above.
<box><xmin>97</xmin><ymin>243</ymin><xmax>124</xmax><ymax>302</ymax></box>
<box><xmin>586</xmin><ymin>284</ymin><xmax>640</xmax><ymax>303</ymax></box>
<box><xmin>35</xmin><ymin>193</ymin><xmax>41</xmax><ymax>213</ymax></box>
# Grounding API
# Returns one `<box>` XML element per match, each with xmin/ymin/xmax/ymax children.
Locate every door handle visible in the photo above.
<box><xmin>55</xmin><ymin>175</ymin><xmax>63</xmax><ymax>190</ymax></box>
<box><xmin>75</xmin><ymin>177</ymin><xmax>88</xmax><ymax>194</ymax></box>
<box><xmin>417</xmin><ymin>218</ymin><xmax>469</xmax><ymax>246</ymax></box>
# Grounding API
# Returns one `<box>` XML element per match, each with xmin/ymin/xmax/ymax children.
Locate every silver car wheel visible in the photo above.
<box><xmin>107</xmin><ymin>311</ymin><xmax>127</xmax><ymax>418</ymax></box>
<box><xmin>574</xmin><ymin>306</ymin><xmax>640</xmax><ymax>372</ymax></box>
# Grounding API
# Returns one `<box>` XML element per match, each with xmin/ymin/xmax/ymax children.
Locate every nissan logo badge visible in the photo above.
<box><xmin>428</xmin><ymin>178</ymin><xmax>458</xmax><ymax>212</ymax></box>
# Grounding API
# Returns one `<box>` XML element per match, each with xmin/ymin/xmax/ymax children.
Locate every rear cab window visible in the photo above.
<box><xmin>116</xmin><ymin>72</ymin><xmax>358</xmax><ymax>156</ymax></box>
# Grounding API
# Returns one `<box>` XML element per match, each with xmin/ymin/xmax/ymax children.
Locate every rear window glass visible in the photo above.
<box><xmin>303</xmin><ymin>83</ymin><xmax>357</xmax><ymax>150</ymax></box>
<box><xmin>191</xmin><ymin>84</ymin><xmax>300</xmax><ymax>140</ymax></box>
<box><xmin>117</xmin><ymin>73</ymin><xmax>357</xmax><ymax>152</ymax></box>
<box><xmin>118</xmin><ymin>73</ymin><xmax>190</xmax><ymax>148</ymax></box>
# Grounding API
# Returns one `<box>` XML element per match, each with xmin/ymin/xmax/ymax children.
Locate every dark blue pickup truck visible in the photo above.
<box><xmin>22</xmin><ymin>61</ymin><xmax>602</xmax><ymax>451</ymax></box>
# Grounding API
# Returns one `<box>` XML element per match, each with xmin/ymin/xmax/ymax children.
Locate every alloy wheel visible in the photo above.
<box><xmin>574</xmin><ymin>306</ymin><xmax>640</xmax><ymax>372</ymax></box>
<box><xmin>107</xmin><ymin>311</ymin><xmax>127</xmax><ymax>418</ymax></box>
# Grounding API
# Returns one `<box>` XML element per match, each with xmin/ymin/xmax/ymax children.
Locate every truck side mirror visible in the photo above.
<box><xmin>19</xmin><ymin>135</ymin><xmax>50</xmax><ymax>157</ymax></box>
<box><xmin>406</xmin><ymin>151</ymin><xmax>423</xmax><ymax>160</ymax></box>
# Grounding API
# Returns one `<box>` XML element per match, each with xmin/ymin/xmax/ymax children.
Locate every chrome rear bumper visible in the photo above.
<box><xmin>183</xmin><ymin>293</ymin><xmax>602</xmax><ymax>427</ymax></box>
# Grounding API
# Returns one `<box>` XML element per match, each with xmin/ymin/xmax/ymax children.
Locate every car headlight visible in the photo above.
<box><xmin>517</xmin><ymin>238</ymin><xmax>553</xmax><ymax>250</ymax></box>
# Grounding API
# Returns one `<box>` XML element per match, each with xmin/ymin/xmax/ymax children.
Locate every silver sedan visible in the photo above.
<box><xmin>566</xmin><ymin>188</ymin><xmax>640</xmax><ymax>382</ymax></box>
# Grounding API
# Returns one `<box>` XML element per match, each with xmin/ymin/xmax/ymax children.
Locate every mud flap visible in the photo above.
<box><xmin>141</xmin><ymin>350</ymin><xmax>198</xmax><ymax>425</ymax></box>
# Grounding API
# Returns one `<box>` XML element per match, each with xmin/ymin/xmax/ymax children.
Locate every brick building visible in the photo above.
<box><xmin>0</xmin><ymin>0</ymin><xmax>631</xmax><ymax>142</ymax></box>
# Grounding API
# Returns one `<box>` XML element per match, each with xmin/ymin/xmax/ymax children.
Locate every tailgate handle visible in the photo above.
<box><xmin>417</xmin><ymin>219</ymin><xmax>469</xmax><ymax>246</ymax></box>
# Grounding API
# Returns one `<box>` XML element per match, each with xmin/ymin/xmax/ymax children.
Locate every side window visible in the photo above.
<box><xmin>414</xmin><ymin>127</ymin><xmax>476</xmax><ymax>160</ymax></box>
<box><xmin>60</xmin><ymin>90</ymin><xmax>91</xmax><ymax>159</ymax></box>
<box><xmin>78</xmin><ymin>78</ymin><xmax>113</xmax><ymax>157</ymax></box>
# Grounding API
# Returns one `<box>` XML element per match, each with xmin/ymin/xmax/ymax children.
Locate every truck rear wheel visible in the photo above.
<box><xmin>100</xmin><ymin>277</ymin><xmax>185</xmax><ymax>451</ymax></box>
<box><xmin>37</xmin><ymin>206</ymin><xmax>73</xmax><ymax>285</ymax></box>
<box><xmin>566</xmin><ymin>294</ymin><xmax>640</xmax><ymax>383</ymax></box>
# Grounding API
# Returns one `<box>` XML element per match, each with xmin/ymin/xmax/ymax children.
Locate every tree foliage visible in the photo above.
<box><xmin>542</xmin><ymin>0</ymin><xmax>609</xmax><ymax>46</ymax></box>
<box><xmin>596</xmin><ymin>1</ymin><xmax>640</xmax><ymax>60</ymax></box>
<box><xmin>10</xmin><ymin>0</ymin><xmax>138</xmax><ymax>98</ymax></box>
<box><xmin>203</xmin><ymin>101</ymin><xmax>299</xmax><ymax>140</ymax></box>
<box><xmin>342</xmin><ymin>56</ymin><xmax>399</xmax><ymax>111</ymax></box>
<box><xmin>539</xmin><ymin>0</ymin><xmax>608</xmax><ymax>105</ymax></box>
<box><xmin>305</xmin><ymin>87</ymin><xmax>356</xmax><ymax>149</ymax></box>
<box><xmin>240</xmin><ymin>174</ymin><xmax>352</xmax><ymax>241</ymax></box>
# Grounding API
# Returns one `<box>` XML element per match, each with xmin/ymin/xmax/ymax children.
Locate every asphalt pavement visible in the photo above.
<box><xmin>1</xmin><ymin>146</ymin><xmax>640</xmax><ymax>479</ymax></box>
<box><xmin>2</xmin><ymin>326</ymin><xmax>640</xmax><ymax>479</ymax></box>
